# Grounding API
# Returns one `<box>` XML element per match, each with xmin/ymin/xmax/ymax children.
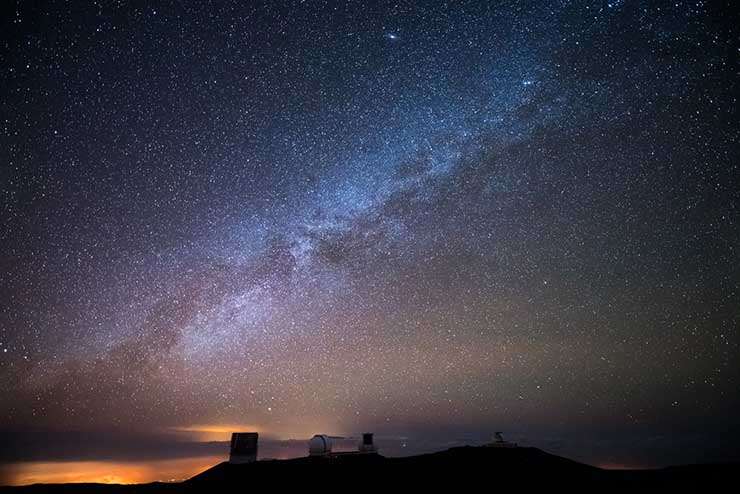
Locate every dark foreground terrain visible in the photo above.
<box><xmin>1</xmin><ymin>446</ymin><xmax>734</xmax><ymax>492</ymax></box>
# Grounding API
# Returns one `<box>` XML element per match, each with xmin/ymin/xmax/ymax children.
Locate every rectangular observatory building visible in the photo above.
<box><xmin>229</xmin><ymin>432</ymin><xmax>258</xmax><ymax>464</ymax></box>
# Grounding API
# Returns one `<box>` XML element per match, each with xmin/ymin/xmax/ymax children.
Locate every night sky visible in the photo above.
<box><xmin>1</xmin><ymin>0</ymin><xmax>738</xmax><ymax>479</ymax></box>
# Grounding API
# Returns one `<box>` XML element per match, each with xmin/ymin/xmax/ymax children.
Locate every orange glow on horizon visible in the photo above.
<box><xmin>0</xmin><ymin>455</ymin><xmax>224</xmax><ymax>487</ymax></box>
<box><xmin>170</xmin><ymin>424</ymin><xmax>262</xmax><ymax>441</ymax></box>
<box><xmin>169</xmin><ymin>421</ymin><xmax>343</xmax><ymax>442</ymax></box>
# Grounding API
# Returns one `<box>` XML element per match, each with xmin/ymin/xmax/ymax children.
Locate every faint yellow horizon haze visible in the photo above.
<box><xmin>169</xmin><ymin>424</ymin><xmax>262</xmax><ymax>442</ymax></box>
<box><xmin>169</xmin><ymin>419</ymin><xmax>346</xmax><ymax>442</ymax></box>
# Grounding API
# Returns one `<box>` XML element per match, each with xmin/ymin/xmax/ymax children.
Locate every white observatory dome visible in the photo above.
<box><xmin>308</xmin><ymin>434</ymin><xmax>333</xmax><ymax>456</ymax></box>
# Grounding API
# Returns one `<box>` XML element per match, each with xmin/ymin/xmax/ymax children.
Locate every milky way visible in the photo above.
<box><xmin>1</xmin><ymin>0</ymin><xmax>738</xmax><ymax>467</ymax></box>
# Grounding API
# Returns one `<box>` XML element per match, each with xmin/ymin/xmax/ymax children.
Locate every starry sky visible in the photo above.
<box><xmin>1</xmin><ymin>0</ymin><xmax>738</xmax><ymax>473</ymax></box>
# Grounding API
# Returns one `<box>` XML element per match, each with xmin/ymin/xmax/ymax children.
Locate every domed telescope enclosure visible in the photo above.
<box><xmin>308</xmin><ymin>433</ymin><xmax>378</xmax><ymax>457</ymax></box>
<box><xmin>230</xmin><ymin>432</ymin><xmax>258</xmax><ymax>463</ymax></box>
<box><xmin>309</xmin><ymin>434</ymin><xmax>334</xmax><ymax>456</ymax></box>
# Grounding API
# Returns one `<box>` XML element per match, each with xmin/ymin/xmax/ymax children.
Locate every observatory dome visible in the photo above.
<box><xmin>309</xmin><ymin>434</ymin><xmax>333</xmax><ymax>456</ymax></box>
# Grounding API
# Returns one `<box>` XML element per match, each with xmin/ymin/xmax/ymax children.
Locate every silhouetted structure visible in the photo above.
<box><xmin>486</xmin><ymin>431</ymin><xmax>517</xmax><ymax>448</ymax></box>
<box><xmin>359</xmin><ymin>432</ymin><xmax>376</xmax><ymax>453</ymax></box>
<box><xmin>229</xmin><ymin>432</ymin><xmax>258</xmax><ymax>464</ymax></box>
